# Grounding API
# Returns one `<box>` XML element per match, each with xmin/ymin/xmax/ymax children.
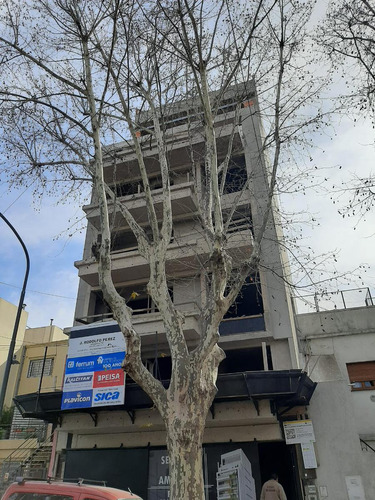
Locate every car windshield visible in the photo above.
<box><xmin>9</xmin><ymin>494</ymin><xmax>74</xmax><ymax>500</ymax></box>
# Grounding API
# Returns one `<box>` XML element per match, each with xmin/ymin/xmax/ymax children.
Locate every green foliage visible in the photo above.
<box><xmin>0</xmin><ymin>406</ymin><xmax>14</xmax><ymax>439</ymax></box>
<box><xmin>0</xmin><ymin>406</ymin><xmax>13</xmax><ymax>426</ymax></box>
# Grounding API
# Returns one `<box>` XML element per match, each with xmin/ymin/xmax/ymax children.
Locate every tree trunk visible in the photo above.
<box><xmin>162</xmin><ymin>346</ymin><xmax>224</xmax><ymax>499</ymax></box>
<box><xmin>165</xmin><ymin>408</ymin><xmax>206</xmax><ymax>499</ymax></box>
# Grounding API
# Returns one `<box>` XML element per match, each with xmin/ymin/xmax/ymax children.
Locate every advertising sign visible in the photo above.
<box><xmin>283</xmin><ymin>419</ymin><xmax>315</xmax><ymax>445</ymax></box>
<box><xmin>61</xmin><ymin>324</ymin><xmax>126</xmax><ymax>410</ymax></box>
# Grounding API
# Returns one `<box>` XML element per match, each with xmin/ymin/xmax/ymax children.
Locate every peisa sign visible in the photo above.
<box><xmin>61</xmin><ymin>323</ymin><xmax>126</xmax><ymax>410</ymax></box>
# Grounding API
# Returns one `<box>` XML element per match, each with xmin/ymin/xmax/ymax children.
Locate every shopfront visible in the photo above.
<box><xmin>63</xmin><ymin>441</ymin><xmax>300</xmax><ymax>500</ymax></box>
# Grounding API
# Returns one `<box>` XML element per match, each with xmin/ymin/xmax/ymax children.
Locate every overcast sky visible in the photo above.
<box><xmin>283</xmin><ymin>116</ymin><xmax>375</xmax><ymax>311</ymax></box>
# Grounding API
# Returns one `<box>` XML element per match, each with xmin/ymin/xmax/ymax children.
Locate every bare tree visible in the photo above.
<box><xmin>0</xmin><ymin>0</ymin><xmax>326</xmax><ymax>497</ymax></box>
<box><xmin>320</xmin><ymin>0</ymin><xmax>375</xmax><ymax>220</ymax></box>
<box><xmin>322</xmin><ymin>0</ymin><xmax>375</xmax><ymax>112</ymax></box>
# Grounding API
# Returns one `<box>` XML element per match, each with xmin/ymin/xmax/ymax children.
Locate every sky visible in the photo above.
<box><xmin>0</xmin><ymin>189</ymin><xmax>87</xmax><ymax>329</ymax></box>
<box><xmin>283</xmin><ymin>116</ymin><xmax>375</xmax><ymax>312</ymax></box>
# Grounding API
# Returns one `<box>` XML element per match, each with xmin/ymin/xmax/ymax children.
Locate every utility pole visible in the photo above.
<box><xmin>0</xmin><ymin>212</ymin><xmax>30</xmax><ymax>416</ymax></box>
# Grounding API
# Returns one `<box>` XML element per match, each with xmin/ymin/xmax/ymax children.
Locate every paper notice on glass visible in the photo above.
<box><xmin>301</xmin><ymin>442</ymin><xmax>317</xmax><ymax>469</ymax></box>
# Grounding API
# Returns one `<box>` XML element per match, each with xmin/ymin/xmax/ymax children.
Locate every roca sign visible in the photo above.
<box><xmin>61</xmin><ymin>324</ymin><xmax>126</xmax><ymax>410</ymax></box>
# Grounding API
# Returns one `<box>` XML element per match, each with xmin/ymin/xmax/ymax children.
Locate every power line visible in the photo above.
<box><xmin>0</xmin><ymin>281</ymin><xmax>76</xmax><ymax>300</ymax></box>
<box><xmin>0</xmin><ymin>182</ymin><xmax>35</xmax><ymax>214</ymax></box>
<box><xmin>0</xmin><ymin>179</ymin><xmax>36</xmax><ymax>214</ymax></box>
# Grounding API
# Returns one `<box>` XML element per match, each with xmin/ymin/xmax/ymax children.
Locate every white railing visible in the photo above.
<box><xmin>293</xmin><ymin>287</ymin><xmax>374</xmax><ymax>314</ymax></box>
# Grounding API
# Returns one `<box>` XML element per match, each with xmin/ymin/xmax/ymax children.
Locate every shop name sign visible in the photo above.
<box><xmin>61</xmin><ymin>324</ymin><xmax>126</xmax><ymax>410</ymax></box>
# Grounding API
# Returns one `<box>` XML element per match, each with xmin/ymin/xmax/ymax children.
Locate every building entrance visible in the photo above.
<box><xmin>258</xmin><ymin>442</ymin><xmax>302</xmax><ymax>500</ymax></box>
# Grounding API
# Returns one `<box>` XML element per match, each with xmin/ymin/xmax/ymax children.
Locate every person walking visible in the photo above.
<box><xmin>260</xmin><ymin>473</ymin><xmax>287</xmax><ymax>500</ymax></box>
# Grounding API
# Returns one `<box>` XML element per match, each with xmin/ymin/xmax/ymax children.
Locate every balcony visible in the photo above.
<box><xmin>14</xmin><ymin>369</ymin><xmax>317</xmax><ymax>422</ymax></box>
<box><xmin>75</xmin><ymin>229</ymin><xmax>254</xmax><ymax>287</ymax></box>
<box><xmin>102</xmin><ymin>121</ymin><xmax>244</xmax><ymax>181</ymax></box>
<box><xmin>84</xmin><ymin>182</ymin><xmax>198</xmax><ymax>231</ymax></box>
<box><xmin>221</xmin><ymin>190</ymin><xmax>251</xmax><ymax>212</ymax></box>
<box><xmin>75</xmin><ymin>307</ymin><xmax>201</xmax><ymax>345</ymax></box>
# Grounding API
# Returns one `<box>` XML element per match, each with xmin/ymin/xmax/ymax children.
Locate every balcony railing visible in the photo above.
<box><xmin>293</xmin><ymin>287</ymin><xmax>374</xmax><ymax>314</ymax></box>
<box><xmin>219</xmin><ymin>314</ymin><xmax>265</xmax><ymax>335</ymax></box>
<box><xmin>75</xmin><ymin>303</ymin><xmax>202</xmax><ymax>345</ymax></box>
<box><xmin>76</xmin><ymin>301</ymin><xmax>201</xmax><ymax>325</ymax></box>
<box><xmin>13</xmin><ymin>369</ymin><xmax>317</xmax><ymax>423</ymax></box>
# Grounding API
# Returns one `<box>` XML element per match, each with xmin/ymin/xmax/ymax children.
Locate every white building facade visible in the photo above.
<box><xmin>295</xmin><ymin>291</ymin><xmax>375</xmax><ymax>500</ymax></box>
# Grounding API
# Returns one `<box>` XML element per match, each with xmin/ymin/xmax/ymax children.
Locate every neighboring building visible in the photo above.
<box><xmin>16</xmin><ymin>324</ymin><xmax>68</xmax><ymax>395</ymax></box>
<box><xmin>0</xmin><ymin>298</ymin><xmax>28</xmax><ymax>409</ymax></box>
<box><xmin>0</xmin><ymin>323</ymin><xmax>67</xmax><ymax>484</ymax></box>
<box><xmin>11</xmin><ymin>325</ymin><xmax>68</xmax><ymax>440</ymax></box>
<box><xmin>13</xmin><ymin>82</ymin><xmax>317</xmax><ymax>499</ymax></box>
<box><xmin>295</xmin><ymin>289</ymin><xmax>375</xmax><ymax>499</ymax></box>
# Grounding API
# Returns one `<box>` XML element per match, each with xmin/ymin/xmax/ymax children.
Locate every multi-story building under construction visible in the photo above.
<box><xmin>13</xmin><ymin>82</ymin><xmax>317</xmax><ymax>499</ymax></box>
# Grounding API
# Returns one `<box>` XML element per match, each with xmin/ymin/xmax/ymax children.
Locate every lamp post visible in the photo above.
<box><xmin>0</xmin><ymin>212</ymin><xmax>30</xmax><ymax>417</ymax></box>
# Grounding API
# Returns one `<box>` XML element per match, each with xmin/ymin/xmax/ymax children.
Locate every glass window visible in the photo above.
<box><xmin>9</xmin><ymin>494</ymin><xmax>73</xmax><ymax>500</ymax></box>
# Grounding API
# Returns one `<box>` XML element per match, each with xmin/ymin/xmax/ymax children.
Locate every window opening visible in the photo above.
<box><xmin>93</xmin><ymin>286</ymin><xmax>174</xmax><ymax>321</ymax></box>
<box><xmin>218</xmin><ymin>347</ymin><xmax>273</xmax><ymax>374</ymax></box>
<box><xmin>111</xmin><ymin>230</ymin><xmax>138</xmax><ymax>253</ymax></box>
<box><xmin>144</xmin><ymin>355</ymin><xmax>172</xmax><ymax>381</ymax></box>
<box><xmin>223</xmin><ymin>207</ymin><xmax>252</xmax><ymax>235</ymax></box>
<box><xmin>113</xmin><ymin>175</ymin><xmax>173</xmax><ymax>197</ymax></box>
<box><xmin>110</xmin><ymin>227</ymin><xmax>174</xmax><ymax>253</ymax></box>
<box><xmin>224</xmin><ymin>274</ymin><xmax>263</xmax><ymax>319</ymax></box>
<box><xmin>219</xmin><ymin>155</ymin><xmax>247</xmax><ymax>194</ymax></box>
<box><xmin>347</xmin><ymin>361</ymin><xmax>375</xmax><ymax>391</ymax></box>
<box><xmin>27</xmin><ymin>358</ymin><xmax>54</xmax><ymax>378</ymax></box>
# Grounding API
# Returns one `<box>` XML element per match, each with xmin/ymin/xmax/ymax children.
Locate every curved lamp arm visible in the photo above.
<box><xmin>0</xmin><ymin>212</ymin><xmax>30</xmax><ymax>417</ymax></box>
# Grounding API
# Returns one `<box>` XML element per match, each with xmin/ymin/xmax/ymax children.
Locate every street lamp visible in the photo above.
<box><xmin>0</xmin><ymin>212</ymin><xmax>30</xmax><ymax>417</ymax></box>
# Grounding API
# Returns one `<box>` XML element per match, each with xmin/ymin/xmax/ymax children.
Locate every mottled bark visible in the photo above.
<box><xmin>164</xmin><ymin>345</ymin><xmax>224</xmax><ymax>499</ymax></box>
<box><xmin>167</xmin><ymin>418</ymin><xmax>205</xmax><ymax>499</ymax></box>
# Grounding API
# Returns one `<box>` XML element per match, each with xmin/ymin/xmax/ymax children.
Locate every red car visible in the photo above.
<box><xmin>1</xmin><ymin>478</ymin><xmax>143</xmax><ymax>500</ymax></box>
